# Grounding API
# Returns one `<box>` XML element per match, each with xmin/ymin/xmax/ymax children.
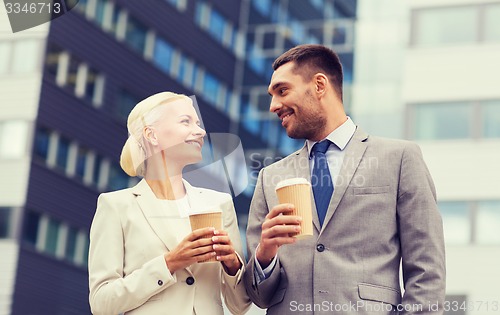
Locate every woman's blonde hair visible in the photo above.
<box><xmin>120</xmin><ymin>92</ymin><xmax>191</xmax><ymax>177</ymax></box>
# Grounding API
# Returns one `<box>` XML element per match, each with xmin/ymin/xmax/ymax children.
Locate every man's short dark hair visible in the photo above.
<box><xmin>272</xmin><ymin>44</ymin><xmax>344</xmax><ymax>100</ymax></box>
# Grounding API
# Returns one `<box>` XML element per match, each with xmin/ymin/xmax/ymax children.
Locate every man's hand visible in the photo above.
<box><xmin>256</xmin><ymin>203</ymin><xmax>302</xmax><ymax>268</ymax></box>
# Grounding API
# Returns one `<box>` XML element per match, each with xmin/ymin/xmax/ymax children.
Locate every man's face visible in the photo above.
<box><xmin>268</xmin><ymin>62</ymin><xmax>327</xmax><ymax>141</ymax></box>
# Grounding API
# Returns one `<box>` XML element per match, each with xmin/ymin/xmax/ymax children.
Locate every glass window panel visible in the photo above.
<box><xmin>44</xmin><ymin>43</ymin><xmax>63</xmax><ymax>78</ymax></box>
<box><xmin>45</xmin><ymin>218</ymin><xmax>60</xmax><ymax>255</ymax></box>
<box><xmin>439</xmin><ymin>201</ymin><xmax>470</xmax><ymax>244</ymax></box>
<box><xmin>125</xmin><ymin>17</ymin><xmax>147</xmax><ymax>54</ymax></box>
<box><xmin>476</xmin><ymin>201</ymin><xmax>500</xmax><ymax>244</ymax></box>
<box><xmin>95</xmin><ymin>0</ymin><xmax>108</xmax><ymax>27</ymax></box>
<box><xmin>75</xmin><ymin>147</ymin><xmax>89</xmax><ymax>180</ymax></box>
<box><xmin>82</xmin><ymin>67</ymin><xmax>99</xmax><ymax>101</ymax></box>
<box><xmin>93</xmin><ymin>155</ymin><xmax>103</xmax><ymax>186</ymax></box>
<box><xmin>0</xmin><ymin>207</ymin><xmax>11</xmax><ymax>238</ymax></box>
<box><xmin>0</xmin><ymin>120</ymin><xmax>29</xmax><ymax>158</ymax></box>
<box><xmin>482</xmin><ymin>100</ymin><xmax>500</xmax><ymax>138</ymax></box>
<box><xmin>65</xmin><ymin>226</ymin><xmax>78</xmax><ymax>261</ymax></box>
<box><xmin>34</xmin><ymin>127</ymin><xmax>50</xmax><ymax>160</ymax></box>
<box><xmin>67</xmin><ymin>56</ymin><xmax>80</xmax><ymax>92</ymax></box>
<box><xmin>414</xmin><ymin>7</ymin><xmax>478</xmax><ymax>46</ymax></box>
<box><xmin>117</xmin><ymin>90</ymin><xmax>141</xmax><ymax>121</ymax></box>
<box><xmin>56</xmin><ymin>136</ymin><xmax>71</xmax><ymax>171</ymax></box>
<box><xmin>153</xmin><ymin>38</ymin><xmax>174</xmax><ymax>75</ymax></box>
<box><xmin>12</xmin><ymin>39</ymin><xmax>39</xmax><ymax>73</ymax></box>
<box><xmin>0</xmin><ymin>42</ymin><xmax>10</xmax><ymax>75</ymax></box>
<box><xmin>413</xmin><ymin>102</ymin><xmax>472</xmax><ymax>140</ymax></box>
<box><xmin>209</xmin><ymin>10</ymin><xmax>226</xmax><ymax>43</ymax></box>
<box><xmin>484</xmin><ymin>4</ymin><xmax>500</xmax><ymax>42</ymax></box>
<box><xmin>203</xmin><ymin>72</ymin><xmax>219</xmax><ymax>104</ymax></box>
<box><xmin>254</xmin><ymin>0</ymin><xmax>271</xmax><ymax>17</ymax></box>
<box><xmin>108</xmin><ymin>164</ymin><xmax>129</xmax><ymax>190</ymax></box>
<box><xmin>23</xmin><ymin>211</ymin><xmax>41</xmax><ymax>245</ymax></box>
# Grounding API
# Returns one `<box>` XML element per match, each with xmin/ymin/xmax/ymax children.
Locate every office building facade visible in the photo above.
<box><xmin>0</xmin><ymin>0</ymin><xmax>357</xmax><ymax>314</ymax></box>
<box><xmin>352</xmin><ymin>0</ymin><xmax>500</xmax><ymax>313</ymax></box>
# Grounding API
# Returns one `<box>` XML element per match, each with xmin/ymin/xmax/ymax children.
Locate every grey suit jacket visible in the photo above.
<box><xmin>244</xmin><ymin>128</ymin><xmax>446</xmax><ymax>314</ymax></box>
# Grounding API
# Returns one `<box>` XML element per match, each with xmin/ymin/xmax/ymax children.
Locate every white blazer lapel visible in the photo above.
<box><xmin>132</xmin><ymin>179</ymin><xmax>184</xmax><ymax>253</ymax></box>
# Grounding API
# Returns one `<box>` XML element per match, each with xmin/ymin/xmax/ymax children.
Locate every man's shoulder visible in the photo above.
<box><xmin>262</xmin><ymin>147</ymin><xmax>306</xmax><ymax>173</ymax></box>
<box><xmin>367</xmin><ymin>134</ymin><xmax>420</xmax><ymax>151</ymax></box>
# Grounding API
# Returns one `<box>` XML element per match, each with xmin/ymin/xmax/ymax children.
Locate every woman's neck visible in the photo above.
<box><xmin>146</xmin><ymin>175</ymin><xmax>185</xmax><ymax>200</ymax></box>
<box><xmin>144</xmin><ymin>151</ymin><xmax>186</xmax><ymax>200</ymax></box>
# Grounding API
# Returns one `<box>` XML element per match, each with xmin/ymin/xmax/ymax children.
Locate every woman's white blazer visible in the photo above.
<box><xmin>88</xmin><ymin>179</ymin><xmax>250</xmax><ymax>315</ymax></box>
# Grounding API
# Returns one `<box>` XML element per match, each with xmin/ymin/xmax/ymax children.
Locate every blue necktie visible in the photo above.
<box><xmin>311</xmin><ymin>140</ymin><xmax>334</xmax><ymax>226</ymax></box>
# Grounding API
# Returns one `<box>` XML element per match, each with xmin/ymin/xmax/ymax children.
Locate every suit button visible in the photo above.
<box><xmin>186</xmin><ymin>277</ymin><xmax>195</xmax><ymax>285</ymax></box>
<box><xmin>157</xmin><ymin>280</ymin><xmax>163</xmax><ymax>286</ymax></box>
<box><xmin>316</xmin><ymin>244</ymin><xmax>325</xmax><ymax>252</ymax></box>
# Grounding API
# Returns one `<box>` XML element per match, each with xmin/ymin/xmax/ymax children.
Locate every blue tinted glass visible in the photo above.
<box><xmin>23</xmin><ymin>211</ymin><xmax>40</xmax><ymax>245</ymax></box>
<box><xmin>414</xmin><ymin>102</ymin><xmax>472</xmax><ymax>140</ymax></box>
<box><xmin>93</xmin><ymin>155</ymin><xmax>102</xmax><ymax>186</ymax></box>
<box><xmin>65</xmin><ymin>227</ymin><xmax>78</xmax><ymax>261</ymax></box>
<box><xmin>125</xmin><ymin>17</ymin><xmax>147</xmax><ymax>54</ymax></box>
<box><xmin>34</xmin><ymin>128</ymin><xmax>49</xmax><ymax>160</ymax></box>
<box><xmin>75</xmin><ymin>148</ymin><xmax>87</xmax><ymax>179</ymax></box>
<box><xmin>108</xmin><ymin>164</ymin><xmax>129</xmax><ymax>190</ymax></box>
<box><xmin>254</xmin><ymin>0</ymin><xmax>271</xmax><ymax>17</ymax></box>
<box><xmin>0</xmin><ymin>207</ymin><xmax>10</xmax><ymax>238</ymax></box>
<box><xmin>45</xmin><ymin>219</ymin><xmax>60</xmax><ymax>255</ymax></box>
<box><xmin>56</xmin><ymin>137</ymin><xmax>70</xmax><ymax>170</ymax></box>
<box><xmin>209</xmin><ymin>10</ymin><xmax>226</xmax><ymax>42</ymax></box>
<box><xmin>153</xmin><ymin>38</ymin><xmax>174</xmax><ymax>74</ymax></box>
<box><xmin>95</xmin><ymin>0</ymin><xmax>107</xmax><ymax>27</ymax></box>
<box><xmin>203</xmin><ymin>73</ymin><xmax>219</xmax><ymax>104</ymax></box>
<box><xmin>482</xmin><ymin>101</ymin><xmax>500</xmax><ymax>138</ymax></box>
<box><xmin>117</xmin><ymin>91</ymin><xmax>140</xmax><ymax>121</ymax></box>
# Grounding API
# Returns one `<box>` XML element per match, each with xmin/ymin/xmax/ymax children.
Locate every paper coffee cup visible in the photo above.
<box><xmin>275</xmin><ymin>178</ymin><xmax>313</xmax><ymax>239</ymax></box>
<box><xmin>189</xmin><ymin>210</ymin><xmax>222</xmax><ymax>263</ymax></box>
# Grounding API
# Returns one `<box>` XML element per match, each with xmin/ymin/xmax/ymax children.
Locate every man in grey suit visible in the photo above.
<box><xmin>244</xmin><ymin>44</ymin><xmax>446</xmax><ymax>314</ymax></box>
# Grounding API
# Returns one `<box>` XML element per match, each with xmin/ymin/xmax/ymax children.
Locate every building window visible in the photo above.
<box><xmin>476</xmin><ymin>201</ymin><xmax>500</xmax><ymax>244</ymax></box>
<box><xmin>412</xmin><ymin>4</ymin><xmax>500</xmax><ymax>46</ymax></box>
<box><xmin>117</xmin><ymin>90</ymin><xmax>141</xmax><ymax>121</ymax></box>
<box><xmin>439</xmin><ymin>201</ymin><xmax>470</xmax><ymax>245</ymax></box>
<box><xmin>125</xmin><ymin>16</ymin><xmax>148</xmax><ymax>55</ymax></box>
<box><xmin>65</xmin><ymin>226</ymin><xmax>79</xmax><ymax>262</ymax></box>
<box><xmin>55</xmin><ymin>135</ymin><xmax>71</xmax><ymax>171</ymax></box>
<box><xmin>0</xmin><ymin>120</ymin><xmax>30</xmax><ymax>159</ymax></box>
<box><xmin>411</xmin><ymin>102</ymin><xmax>472</xmax><ymax>140</ymax></box>
<box><xmin>482</xmin><ymin>100</ymin><xmax>500</xmax><ymax>138</ymax></box>
<box><xmin>0</xmin><ymin>207</ymin><xmax>11</xmax><ymax>238</ymax></box>
<box><xmin>203</xmin><ymin>72</ymin><xmax>220</xmax><ymax>104</ymax></box>
<box><xmin>165</xmin><ymin>0</ymin><xmax>187</xmax><ymax>11</ymax></box>
<box><xmin>45</xmin><ymin>218</ymin><xmax>61</xmax><ymax>256</ymax></box>
<box><xmin>11</xmin><ymin>39</ymin><xmax>41</xmax><ymax>74</ymax></box>
<box><xmin>410</xmin><ymin>100</ymin><xmax>500</xmax><ymax>140</ymax></box>
<box><xmin>153</xmin><ymin>37</ymin><xmax>174</xmax><ymax>75</ymax></box>
<box><xmin>23</xmin><ymin>211</ymin><xmax>41</xmax><ymax>245</ymax></box>
<box><xmin>108</xmin><ymin>164</ymin><xmax>129</xmax><ymax>191</ymax></box>
<box><xmin>484</xmin><ymin>4</ymin><xmax>500</xmax><ymax>42</ymax></box>
<box><xmin>75</xmin><ymin>147</ymin><xmax>90</xmax><ymax>180</ymax></box>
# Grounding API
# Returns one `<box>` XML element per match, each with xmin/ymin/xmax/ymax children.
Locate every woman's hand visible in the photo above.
<box><xmin>212</xmin><ymin>230</ymin><xmax>242</xmax><ymax>276</ymax></box>
<box><xmin>164</xmin><ymin>227</ymin><xmax>216</xmax><ymax>274</ymax></box>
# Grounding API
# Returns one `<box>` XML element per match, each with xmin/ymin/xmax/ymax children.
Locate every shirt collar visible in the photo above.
<box><xmin>306</xmin><ymin>117</ymin><xmax>356</xmax><ymax>157</ymax></box>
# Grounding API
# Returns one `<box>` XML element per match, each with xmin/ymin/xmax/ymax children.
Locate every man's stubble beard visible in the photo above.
<box><xmin>286</xmin><ymin>89</ymin><xmax>327</xmax><ymax>141</ymax></box>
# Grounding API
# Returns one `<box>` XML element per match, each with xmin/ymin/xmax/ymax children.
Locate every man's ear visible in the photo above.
<box><xmin>314</xmin><ymin>73</ymin><xmax>328</xmax><ymax>97</ymax></box>
<box><xmin>143</xmin><ymin>126</ymin><xmax>158</xmax><ymax>146</ymax></box>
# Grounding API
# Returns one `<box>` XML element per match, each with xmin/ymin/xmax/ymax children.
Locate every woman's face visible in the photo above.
<box><xmin>146</xmin><ymin>98</ymin><xmax>206</xmax><ymax>165</ymax></box>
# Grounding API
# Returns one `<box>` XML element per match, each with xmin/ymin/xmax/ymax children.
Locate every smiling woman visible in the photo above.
<box><xmin>88</xmin><ymin>92</ymin><xmax>251</xmax><ymax>315</ymax></box>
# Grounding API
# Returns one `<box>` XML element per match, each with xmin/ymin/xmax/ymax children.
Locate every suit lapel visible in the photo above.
<box><xmin>133</xmin><ymin>179</ymin><xmax>188</xmax><ymax>256</ymax></box>
<box><xmin>320</xmin><ymin>128</ymin><xmax>369</xmax><ymax>233</ymax></box>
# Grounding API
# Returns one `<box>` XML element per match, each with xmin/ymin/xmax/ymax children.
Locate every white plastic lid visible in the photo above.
<box><xmin>275</xmin><ymin>177</ymin><xmax>311</xmax><ymax>191</ymax></box>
